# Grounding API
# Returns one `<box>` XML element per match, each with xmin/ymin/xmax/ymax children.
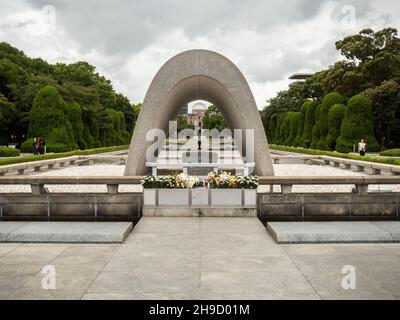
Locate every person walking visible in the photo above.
<box><xmin>38</xmin><ymin>136</ymin><xmax>46</xmax><ymax>155</ymax></box>
<box><xmin>359</xmin><ymin>138</ymin><xmax>366</xmax><ymax>156</ymax></box>
<box><xmin>33</xmin><ymin>137</ymin><xmax>40</xmax><ymax>156</ymax></box>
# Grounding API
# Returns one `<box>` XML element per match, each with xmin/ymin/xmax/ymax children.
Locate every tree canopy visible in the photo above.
<box><xmin>262</xmin><ymin>27</ymin><xmax>400</xmax><ymax>151</ymax></box>
<box><xmin>0</xmin><ymin>42</ymin><xmax>139</xmax><ymax>150</ymax></box>
<box><xmin>203</xmin><ymin>106</ymin><xmax>228</xmax><ymax>131</ymax></box>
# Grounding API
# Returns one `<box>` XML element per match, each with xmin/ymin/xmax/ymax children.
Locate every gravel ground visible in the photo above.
<box><xmin>0</xmin><ymin>164</ymin><xmax>397</xmax><ymax>193</ymax></box>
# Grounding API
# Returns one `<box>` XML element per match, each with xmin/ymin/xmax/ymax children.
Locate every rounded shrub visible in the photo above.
<box><xmin>336</xmin><ymin>95</ymin><xmax>380</xmax><ymax>153</ymax></box>
<box><xmin>0</xmin><ymin>147</ymin><xmax>20</xmax><ymax>157</ymax></box>
<box><xmin>318</xmin><ymin>93</ymin><xmax>346</xmax><ymax>150</ymax></box>
<box><xmin>24</xmin><ymin>86</ymin><xmax>78</xmax><ymax>153</ymax></box>
<box><xmin>66</xmin><ymin>102</ymin><xmax>86</xmax><ymax>149</ymax></box>
<box><xmin>293</xmin><ymin>102</ymin><xmax>307</xmax><ymax>147</ymax></box>
<box><xmin>326</xmin><ymin>104</ymin><xmax>346</xmax><ymax>151</ymax></box>
<box><xmin>286</xmin><ymin>112</ymin><xmax>300</xmax><ymax>146</ymax></box>
<box><xmin>99</xmin><ymin>109</ymin><xmax>131</xmax><ymax>147</ymax></box>
<box><xmin>279</xmin><ymin>113</ymin><xmax>291</xmax><ymax>146</ymax></box>
<box><xmin>267</xmin><ymin>114</ymin><xmax>278</xmax><ymax>143</ymax></box>
<box><xmin>302</xmin><ymin>100</ymin><xmax>318</xmax><ymax>148</ymax></box>
<box><xmin>322</xmin><ymin>92</ymin><xmax>346</xmax><ymax>109</ymax></box>
<box><xmin>311</xmin><ymin>104</ymin><xmax>323</xmax><ymax>149</ymax></box>
<box><xmin>273</xmin><ymin>113</ymin><xmax>286</xmax><ymax>145</ymax></box>
<box><xmin>380</xmin><ymin>149</ymin><xmax>400</xmax><ymax>157</ymax></box>
<box><xmin>20</xmin><ymin>139</ymin><xmax>34</xmax><ymax>153</ymax></box>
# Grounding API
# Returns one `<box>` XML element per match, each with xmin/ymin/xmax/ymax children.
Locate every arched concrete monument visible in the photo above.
<box><xmin>125</xmin><ymin>49</ymin><xmax>275</xmax><ymax>176</ymax></box>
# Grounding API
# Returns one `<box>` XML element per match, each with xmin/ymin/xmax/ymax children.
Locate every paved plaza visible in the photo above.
<box><xmin>1</xmin><ymin>217</ymin><xmax>400</xmax><ymax>300</ymax></box>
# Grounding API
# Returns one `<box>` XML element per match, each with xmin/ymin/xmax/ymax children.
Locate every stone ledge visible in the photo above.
<box><xmin>0</xmin><ymin>222</ymin><xmax>133</xmax><ymax>243</ymax></box>
<box><xmin>267</xmin><ymin>221</ymin><xmax>400</xmax><ymax>244</ymax></box>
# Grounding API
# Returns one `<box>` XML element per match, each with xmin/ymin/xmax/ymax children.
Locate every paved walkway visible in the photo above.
<box><xmin>1</xmin><ymin>217</ymin><xmax>400</xmax><ymax>300</ymax></box>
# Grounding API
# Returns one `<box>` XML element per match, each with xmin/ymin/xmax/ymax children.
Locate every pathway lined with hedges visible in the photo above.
<box><xmin>269</xmin><ymin>145</ymin><xmax>400</xmax><ymax>167</ymax></box>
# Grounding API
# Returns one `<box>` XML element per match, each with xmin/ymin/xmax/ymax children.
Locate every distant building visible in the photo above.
<box><xmin>187</xmin><ymin>102</ymin><xmax>208</xmax><ymax>129</ymax></box>
<box><xmin>289</xmin><ymin>73</ymin><xmax>313</xmax><ymax>82</ymax></box>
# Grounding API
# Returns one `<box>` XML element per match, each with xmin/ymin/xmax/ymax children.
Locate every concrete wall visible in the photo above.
<box><xmin>258</xmin><ymin>193</ymin><xmax>400</xmax><ymax>221</ymax></box>
<box><xmin>0</xmin><ymin>193</ymin><xmax>142</xmax><ymax>222</ymax></box>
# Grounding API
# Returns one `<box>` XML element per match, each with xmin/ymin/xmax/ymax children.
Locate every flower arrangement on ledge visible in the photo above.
<box><xmin>141</xmin><ymin>172</ymin><xmax>259</xmax><ymax>190</ymax></box>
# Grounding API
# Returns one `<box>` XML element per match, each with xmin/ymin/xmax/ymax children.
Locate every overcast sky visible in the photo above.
<box><xmin>0</xmin><ymin>0</ymin><xmax>399</xmax><ymax>109</ymax></box>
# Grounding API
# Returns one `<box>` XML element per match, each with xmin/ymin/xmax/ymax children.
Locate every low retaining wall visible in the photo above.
<box><xmin>0</xmin><ymin>177</ymin><xmax>143</xmax><ymax>222</ymax></box>
<box><xmin>2</xmin><ymin>176</ymin><xmax>400</xmax><ymax>222</ymax></box>
<box><xmin>258</xmin><ymin>193</ymin><xmax>400</xmax><ymax>221</ymax></box>
<box><xmin>258</xmin><ymin>176</ymin><xmax>400</xmax><ymax>221</ymax></box>
<box><xmin>0</xmin><ymin>193</ymin><xmax>142</xmax><ymax>222</ymax></box>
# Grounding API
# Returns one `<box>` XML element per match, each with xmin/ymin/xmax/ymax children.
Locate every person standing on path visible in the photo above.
<box><xmin>359</xmin><ymin>138</ymin><xmax>366</xmax><ymax>156</ymax></box>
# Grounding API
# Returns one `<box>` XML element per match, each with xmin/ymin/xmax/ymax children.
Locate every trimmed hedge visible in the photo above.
<box><xmin>380</xmin><ymin>149</ymin><xmax>400</xmax><ymax>157</ymax></box>
<box><xmin>310</xmin><ymin>104</ymin><xmax>323</xmax><ymax>149</ymax></box>
<box><xmin>0</xmin><ymin>147</ymin><xmax>20</xmax><ymax>157</ymax></box>
<box><xmin>67</xmin><ymin>102</ymin><xmax>85</xmax><ymax>149</ymax></box>
<box><xmin>25</xmin><ymin>86</ymin><xmax>77</xmax><ymax>152</ymax></box>
<box><xmin>267</xmin><ymin>114</ymin><xmax>278</xmax><ymax>143</ymax></box>
<box><xmin>273</xmin><ymin>113</ymin><xmax>286</xmax><ymax>145</ymax></box>
<box><xmin>293</xmin><ymin>102</ymin><xmax>307</xmax><ymax>147</ymax></box>
<box><xmin>269</xmin><ymin>144</ymin><xmax>400</xmax><ymax>166</ymax></box>
<box><xmin>287</xmin><ymin>112</ymin><xmax>300</xmax><ymax>146</ymax></box>
<box><xmin>302</xmin><ymin>100</ymin><xmax>318</xmax><ymax>148</ymax></box>
<box><xmin>336</xmin><ymin>95</ymin><xmax>379</xmax><ymax>153</ymax></box>
<box><xmin>0</xmin><ymin>145</ymin><xmax>129</xmax><ymax>166</ymax></box>
<box><xmin>279</xmin><ymin>113</ymin><xmax>291</xmax><ymax>146</ymax></box>
<box><xmin>21</xmin><ymin>86</ymin><xmax>131</xmax><ymax>154</ymax></box>
<box><xmin>317</xmin><ymin>92</ymin><xmax>346</xmax><ymax>150</ymax></box>
<box><xmin>326</xmin><ymin>104</ymin><xmax>346</xmax><ymax>151</ymax></box>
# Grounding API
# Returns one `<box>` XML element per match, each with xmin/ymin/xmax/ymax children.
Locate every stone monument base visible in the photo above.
<box><xmin>143</xmin><ymin>208</ymin><xmax>257</xmax><ymax>217</ymax></box>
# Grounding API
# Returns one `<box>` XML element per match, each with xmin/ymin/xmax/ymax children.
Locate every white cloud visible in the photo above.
<box><xmin>1</xmin><ymin>0</ymin><xmax>399</xmax><ymax>109</ymax></box>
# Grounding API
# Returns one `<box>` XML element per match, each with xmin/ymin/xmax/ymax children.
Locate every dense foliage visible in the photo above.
<box><xmin>262</xmin><ymin>27</ymin><xmax>400</xmax><ymax>152</ymax></box>
<box><xmin>326</xmin><ymin>104</ymin><xmax>347</xmax><ymax>151</ymax></box>
<box><xmin>203</xmin><ymin>106</ymin><xmax>228</xmax><ymax>131</ymax></box>
<box><xmin>302</xmin><ymin>101</ymin><xmax>318</xmax><ymax>148</ymax></box>
<box><xmin>379</xmin><ymin>149</ymin><xmax>400</xmax><ymax>157</ymax></box>
<box><xmin>0</xmin><ymin>147</ymin><xmax>20</xmax><ymax>157</ymax></box>
<box><xmin>0</xmin><ymin>42</ymin><xmax>139</xmax><ymax>151</ymax></box>
<box><xmin>336</xmin><ymin>95</ymin><xmax>379</xmax><ymax>152</ymax></box>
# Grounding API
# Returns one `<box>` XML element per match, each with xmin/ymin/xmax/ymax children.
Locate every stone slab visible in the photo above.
<box><xmin>267</xmin><ymin>222</ymin><xmax>396</xmax><ymax>244</ymax></box>
<box><xmin>0</xmin><ymin>222</ymin><xmax>133</xmax><ymax>243</ymax></box>
<box><xmin>0</xmin><ymin>222</ymin><xmax>27</xmax><ymax>242</ymax></box>
<box><xmin>372</xmin><ymin>222</ymin><xmax>400</xmax><ymax>242</ymax></box>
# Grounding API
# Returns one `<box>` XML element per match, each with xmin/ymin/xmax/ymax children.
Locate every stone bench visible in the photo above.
<box><xmin>0</xmin><ymin>167</ymin><xmax>8</xmax><ymax>176</ymax></box>
<box><xmin>308</xmin><ymin>159</ymin><xmax>326</xmax><ymax>166</ymax></box>
<box><xmin>320</xmin><ymin>156</ymin><xmax>378</xmax><ymax>173</ymax></box>
<box><xmin>74</xmin><ymin>159</ymin><xmax>92</xmax><ymax>166</ymax></box>
<box><xmin>4</xmin><ymin>163</ymin><xmax>29</xmax><ymax>175</ymax></box>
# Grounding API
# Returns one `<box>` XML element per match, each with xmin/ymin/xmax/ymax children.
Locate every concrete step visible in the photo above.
<box><xmin>0</xmin><ymin>222</ymin><xmax>133</xmax><ymax>243</ymax></box>
<box><xmin>267</xmin><ymin>221</ymin><xmax>400</xmax><ymax>244</ymax></box>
